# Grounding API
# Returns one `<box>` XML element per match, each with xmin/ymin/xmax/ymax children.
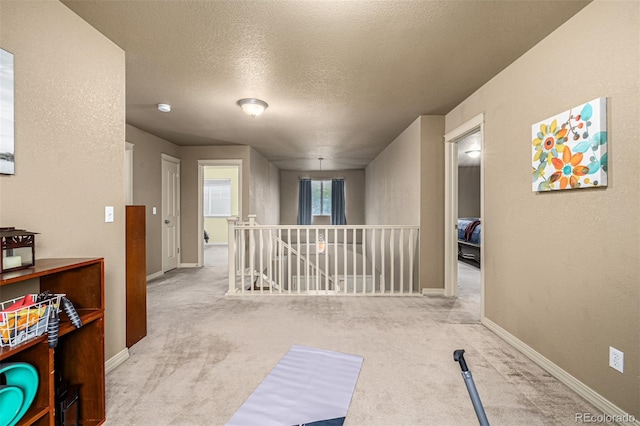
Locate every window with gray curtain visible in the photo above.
<box><xmin>299</xmin><ymin>178</ymin><xmax>346</xmax><ymax>225</ymax></box>
<box><xmin>331</xmin><ymin>179</ymin><xmax>346</xmax><ymax>225</ymax></box>
<box><xmin>298</xmin><ymin>178</ymin><xmax>312</xmax><ymax>225</ymax></box>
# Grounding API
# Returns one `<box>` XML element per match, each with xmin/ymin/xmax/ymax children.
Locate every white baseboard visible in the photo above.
<box><xmin>180</xmin><ymin>263</ymin><xmax>199</xmax><ymax>268</ymax></box>
<box><xmin>146</xmin><ymin>270</ymin><xmax>163</xmax><ymax>282</ymax></box>
<box><xmin>483</xmin><ymin>317</ymin><xmax>639</xmax><ymax>426</ymax></box>
<box><xmin>422</xmin><ymin>288</ymin><xmax>445</xmax><ymax>296</ymax></box>
<box><xmin>105</xmin><ymin>348</ymin><xmax>129</xmax><ymax>374</ymax></box>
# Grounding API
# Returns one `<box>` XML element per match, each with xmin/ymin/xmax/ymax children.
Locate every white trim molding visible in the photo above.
<box><xmin>105</xmin><ymin>348</ymin><xmax>129</xmax><ymax>374</ymax></box>
<box><xmin>422</xmin><ymin>288</ymin><xmax>445</xmax><ymax>296</ymax></box>
<box><xmin>160</xmin><ymin>152</ymin><xmax>180</xmax><ymax>163</ymax></box>
<box><xmin>180</xmin><ymin>263</ymin><xmax>199</xmax><ymax>268</ymax></box>
<box><xmin>483</xmin><ymin>317</ymin><xmax>639</xmax><ymax>426</ymax></box>
<box><xmin>444</xmin><ymin>113</ymin><xmax>484</xmax><ymax>142</ymax></box>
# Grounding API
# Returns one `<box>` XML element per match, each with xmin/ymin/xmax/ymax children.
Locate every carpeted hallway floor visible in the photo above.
<box><xmin>105</xmin><ymin>250</ymin><xmax>598</xmax><ymax>425</ymax></box>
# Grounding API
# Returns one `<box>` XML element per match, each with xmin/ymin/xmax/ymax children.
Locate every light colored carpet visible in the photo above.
<box><xmin>105</xmin><ymin>256</ymin><xmax>598</xmax><ymax>425</ymax></box>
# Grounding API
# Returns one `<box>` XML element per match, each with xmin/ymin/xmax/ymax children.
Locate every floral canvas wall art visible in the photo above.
<box><xmin>532</xmin><ymin>97</ymin><xmax>607</xmax><ymax>192</ymax></box>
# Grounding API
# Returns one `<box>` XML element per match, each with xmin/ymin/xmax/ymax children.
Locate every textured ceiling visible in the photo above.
<box><xmin>62</xmin><ymin>0</ymin><xmax>590</xmax><ymax>171</ymax></box>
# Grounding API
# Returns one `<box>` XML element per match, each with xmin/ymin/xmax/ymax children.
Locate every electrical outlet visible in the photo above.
<box><xmin>609</xmin><ymin>346</ymin><xmax>624</xmax><ymax>373</ymax></box>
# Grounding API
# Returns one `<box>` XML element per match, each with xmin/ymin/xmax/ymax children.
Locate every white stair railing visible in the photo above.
<box><xmin>227</xmin><ymin>216</ymin><xmax>420</xmax><ymax>295</ymax></box>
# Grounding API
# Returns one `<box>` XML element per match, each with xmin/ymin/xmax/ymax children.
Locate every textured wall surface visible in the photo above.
<box><xmin>419</xmin><ymin>116</ymin><xmax>445</xmax><ymax>290</ymax></box>
<box><xmin>365</xmin><ymin>118</ymin><xmax>421</xmax><ymax>226</ymax></box>
<box><xmin>445</xmin><ymin>0</ymin><xmax>639</xmax><ymax>415</ymax></box>
<box><xmin>458</xmin><ymin>166</ymin><xmax>480</xmax><ymax>218</ymax></box>
<box><xmin>249</xmin><ymin>148</ymin><xmax>280</xmax><ymax>225</ymax></box>
<box><xmin>0</xmin><ymin>1</ymin><xmax>126</xmax><ymax>359</ymax></box>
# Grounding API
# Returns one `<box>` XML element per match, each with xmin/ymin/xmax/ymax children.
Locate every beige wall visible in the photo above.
<box><xmin>179</xmin><ymin>145</ymin><xmax>251</xmax><ymax>264</ymax></box>
<box><xmin>0</xmin><ymin>1</ymin><xmax>126</xmax><ymax>359</ymax></box>
<box><xmin>419</xmin><ymin>116</ymin><xmax>445</xmax><ymax>290</ymax></box>
<box><xmin>458</xmin><ymin>166</ymin><xmax>480</xmax><ymax>218</ymax></box>
<box><xmin>365</xmin><ymin>117</ymin><xmax>421</xmax><ymax>225</ymax></box>
<box><xmin>249</xmin><ymin>147</ymin><xmax>280</xmax><ymax>225</ymax></box>
<box><xmin>365</xmin><ymin>116</ymin><xmax>445</xmax><ymax>290</ymax></box>
<box><xmin>445</xmin><ymin>0</ymin><xmax>639</xmax><ymax>416</ymax></box>
<box><xmin>125</xmin><ymin>124</ymin><xmax>180</xmax><ymax>275</ymax></box>
<box><xmin>203</xmin><ymin>166</ymin><xmax>239</xmax><ymax>243</ymax></box>
<box><xmin>280</xmin><ymin>169</ymin><xmax>365</xmax><ymax>225</ymax></box>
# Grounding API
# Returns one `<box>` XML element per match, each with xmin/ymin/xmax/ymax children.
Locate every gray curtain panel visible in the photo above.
<box><xmin>298</xmin><ymin>178</ymin><xmax>312</xmax><ymax>225</ymax></box>
<box><xmin>331</xmin><ymin>179</ymin><xmax>346</xmax><ymax>225</ymax></box>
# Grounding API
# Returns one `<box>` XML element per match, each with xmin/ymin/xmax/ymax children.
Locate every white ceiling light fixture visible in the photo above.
<box><xmin>237</xmin><ymin>98</ymin><xmax>268</xmax><ymax>117</ymax></box>
<box><xmin>465</xmin><ymin>149</ymin><xmax>481</xmax><ymax>158</ymax></box>
<box><xmin>157</xmin><ymin>103</ymin><xmax>171</xmax><ymax>113</ymax></box>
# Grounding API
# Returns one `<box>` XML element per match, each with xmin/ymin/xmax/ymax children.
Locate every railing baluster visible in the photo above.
<box><xmin>268</xmin><ymin>230</ymin><xmax>273</xmax><ymax>292</ymax></box>
<box><xmin>343</xmin><ymin>228</ymin><xmax>347</xmax><ymax>294</ymax></box>
<box><xmin>259</xmin><ymin>229</ymin><xmax>264</xmax><ymax>293</ymax></box>
<box><xmin>240</xmin><ymin>228</ymin><xmax>246</xmax><ymax>294</ymax></box>
<box><xmin>390</xmin><ymin>229</ymin><xmax>395</xmax><ymax>294</ymax></box>
<box><xmin>286</xmin><ymin>228</ymin><xmax>291</xmax><ymax>294</ymax></box>
<box><xmin>352</xmin><ymin>228</ymin><xmax>357</xmax><ymax>294</ymax></box>
<box><xmin>315</xmin><ymin>228</ymin><xmax>319</xmax><ymax>294</ymax></box>
<box><xmin>380</xmin><ymin>228</ymin><xmax>385</xmax><ymax>294</ymax></box>
<box><xmin>277</xmin><ymin>229</ymin><xmax>282</xmax><ymax>293</ymax></box>
<box><xmin>227</xmin><ymin>218</ymin><xmax>236</xmax><ymax>294</ymax></box>
<box><xmin>332</xmin><ymin>228</ymin><xmax>338</xmax><ymax>291</ymax></box>
<box><xmin>305</xmin><ymin>228</ymin><xmax>310</xmax><ymax>293</ymax></box>
<box><xmin>296</xmin><ymin>229</ymin><xmax>301</xmax><ymax>294</ymax></box>
<box><xmin>371</xmin><ymin>228</ymin><xmax>376</xmax><ymax>294</ymax></box>
<box><xmin>399</xmin><ymin>228</ymin><xmax>404</xmax><ymax>294</ymax></box>
<box><xmin>362</xmin><ymin>229</ymin><xmax>367</xmax><ymax>294</ymax></box>
<box><xmin>409</xmin><ymin>228</ymin><xmax>414</xmax><ymax>294</ymax></box>
<box><xmin>248</xmin><ymin>228</ymin><xmax>254</xmax><ymax>293</ymax></box>
<box><xmin>324</xmin><ymin>227</ymin><xmax>329</xmax><ymax>294</ymax></box>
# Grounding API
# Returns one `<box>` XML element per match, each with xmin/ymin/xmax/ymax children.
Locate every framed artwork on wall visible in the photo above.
<box><xmin>0</xmin><ymin>47</ymin><xmax>15</xmax><ymax>175</ymax></box>
<box><xmin>532</xmin><ymin>97</ymin><xmax>607</xmax><ymax>192</ymax></box>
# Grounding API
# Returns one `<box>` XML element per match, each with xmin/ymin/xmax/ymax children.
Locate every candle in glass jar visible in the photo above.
<box><xmin>3</xmin><ymin>255</ymin><xmax>22</xmax><ymax>269</ymax></box>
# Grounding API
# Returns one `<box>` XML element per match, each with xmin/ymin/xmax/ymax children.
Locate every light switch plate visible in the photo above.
<box><xmin>105</xmin><ymin>206</ymin><xmax>114</xmax><ymax>223</ymax></box>
<box><xmin>153</xmin><ymin>207</ymin><xmax>157</xmax><ymax>215</ymax></box>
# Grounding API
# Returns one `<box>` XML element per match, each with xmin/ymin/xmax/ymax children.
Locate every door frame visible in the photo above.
<box><xmin>197</xmin><ymin>159</ymin><xmax>243</xmax><ymax>267</ymax></box>
<box><xmin>444</xmin><ymin>113</ymin><xmax>485</xmax><ymax>317</ymax></box>
<box><xmin>161</xmin><ymin>153</ymin><xmax>181</xmax><ymax>272</ymax></box>
<box><xmin>125</xmin><ymin>142</ymin><xmax>134</xmax><ymax>205</ymax></box>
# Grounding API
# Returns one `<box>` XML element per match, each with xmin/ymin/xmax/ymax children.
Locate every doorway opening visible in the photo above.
<box><xmin>444</xmin><ymin>114</ymin><xmax>484</xmax><ymax>320</ymax></box>
<box><xmin>198</xmin><ymin>160</ymin><xmax>242</xmax><ymax>267</ymax></box>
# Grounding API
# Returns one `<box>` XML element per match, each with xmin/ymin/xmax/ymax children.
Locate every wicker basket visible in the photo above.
<box><xmin>0</xmin><ymin>294</ymin><xmax>62</xmax><ymax>347</ymax></box>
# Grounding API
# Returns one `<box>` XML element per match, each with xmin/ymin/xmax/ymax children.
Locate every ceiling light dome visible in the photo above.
<box><xmin>465</xmin><ymin>149</ymin><xmax>481</xmax><ymax>158</ymax></box>
<box><xmin>237</xmin><ymin>98</ymin><xmax>268</xmax><ymax>117</ymax></box>
<box><xmin>157</xmin><ymin>103</ymin><xmax>171</xmax><ymax>113</ymax></box>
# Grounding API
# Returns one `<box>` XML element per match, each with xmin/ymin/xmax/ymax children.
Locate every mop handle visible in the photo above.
<box><xmin>454</xmin><ymin>350</ymin><xmax>490</xmax><ymax>426</ymax></box>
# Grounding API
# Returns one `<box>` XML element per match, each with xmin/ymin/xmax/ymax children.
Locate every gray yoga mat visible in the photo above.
<box><xmin>227</xmin><ymin>345</ymin><xmax>364</xmax><ymax>426</ymax></box>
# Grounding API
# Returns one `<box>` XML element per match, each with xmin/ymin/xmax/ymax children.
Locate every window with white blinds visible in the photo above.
<box><xmin>204</xmin><ymin>179</ymin><xmax>231</xmax><ymax>217</ymax></box>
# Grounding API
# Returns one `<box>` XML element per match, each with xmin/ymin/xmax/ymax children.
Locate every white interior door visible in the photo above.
<box><xmin>162</xmin><ymin>154</ymin><xmax>180</xmax><ymax>272</ymax></box>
